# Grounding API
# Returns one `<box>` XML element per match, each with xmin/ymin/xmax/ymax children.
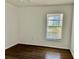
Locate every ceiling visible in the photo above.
<box><xmin>6</xmin><ymin>0</ymin><xmax>74</xmax><ymax>7</ymax></box>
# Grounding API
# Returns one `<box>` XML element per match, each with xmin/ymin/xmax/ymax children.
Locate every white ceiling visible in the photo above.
<box><xmin>6</xmin><ymin>0</ymin><xmax>74</xmax><ymax>7</ymax></box>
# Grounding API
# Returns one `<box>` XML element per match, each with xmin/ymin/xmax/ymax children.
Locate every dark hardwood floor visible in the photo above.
<box><xmin>5</xmin><ymin>44</ymin><xmax>73</xmax><ymax>59</ymax></box>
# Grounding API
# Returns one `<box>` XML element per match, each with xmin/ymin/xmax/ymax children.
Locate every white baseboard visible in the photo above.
<box><xmin>18</xmin><ymin>42</ymin><xmax>69</xmax><ymax>50</ymax></box>
<box><xmin>70</xmin><ymin>50</ymin><xmax>74</xmax><ymax>58</ymax></box>
<box><xmin>5</xmin><ymin>43</ymin><xmax>17</xmax><ymax>49</ymax></box>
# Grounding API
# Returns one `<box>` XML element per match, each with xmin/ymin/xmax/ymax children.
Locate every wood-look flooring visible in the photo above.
<box><xmin>5</xmin><ymin>44</ymin><xmax>73</xmax><ymax>59</ymax></box>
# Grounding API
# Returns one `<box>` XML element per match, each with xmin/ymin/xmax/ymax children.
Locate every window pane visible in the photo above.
<box><xmin>47</xmin><ymin>14</ymin><xmax>63</xmax><ymax>40</ymax></box>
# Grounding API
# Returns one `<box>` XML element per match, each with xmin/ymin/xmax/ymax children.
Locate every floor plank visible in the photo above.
<box><xmin>5</xmin><ymin>44</ymin><xmax>73</xmax><ymax>59</ymax></box>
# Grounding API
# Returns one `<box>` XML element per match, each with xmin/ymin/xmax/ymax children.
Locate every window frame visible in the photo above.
<box><xmin>46</xmin><ymin>13</ymin><xmax>63</xmax><ymax>40</ymax></box>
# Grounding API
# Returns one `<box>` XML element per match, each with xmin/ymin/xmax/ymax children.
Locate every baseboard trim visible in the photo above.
<box><xmin>18</xmin><ymin>43</ymin><xmax>70</xmax><ymax>51</ymax></box>
<box><xmin>6</xmin><ymin>43</ymin><xmax>70</xmax><ymax>51</ymax></box>
<box><xmin>5</xmin><ymin>44</ymin><xmax>18</xmax><ymax>50</ymax></box>
<box><xmin>70</xmin><ymin>50</ymin><xmax>74</xmax><ymax>58</ymax></box>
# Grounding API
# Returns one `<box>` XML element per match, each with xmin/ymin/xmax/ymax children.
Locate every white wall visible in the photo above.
<box><xmin>18</xmin><ymin>4</ymin><xmax>73</xmax><ymax>49</ymax></box>
<box><xmin>5</xmin><ymin>3</ymin><xmax>18</xmax><ymax>49</ymax></box>
<box><xmin>70</xmin><ymin>20</ymin><xmax>74</xmax><ymax>56</ymax></box>
<box><xmin>5</xmin><ymin>2</ymin><xmax>73</xmax><ymax>49</ymax></box>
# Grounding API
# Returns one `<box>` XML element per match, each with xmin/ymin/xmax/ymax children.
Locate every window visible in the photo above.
<box><xmin>46</xmin><ymin>13</ymin><xmax>63</xmax><ymax>40</ymax></box>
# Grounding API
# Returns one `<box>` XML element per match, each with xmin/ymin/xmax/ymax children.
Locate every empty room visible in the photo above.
<box><xmin>5</xmin><ymin>0</ymin><xmax>74</xmax><ymax>59</ymax></box>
